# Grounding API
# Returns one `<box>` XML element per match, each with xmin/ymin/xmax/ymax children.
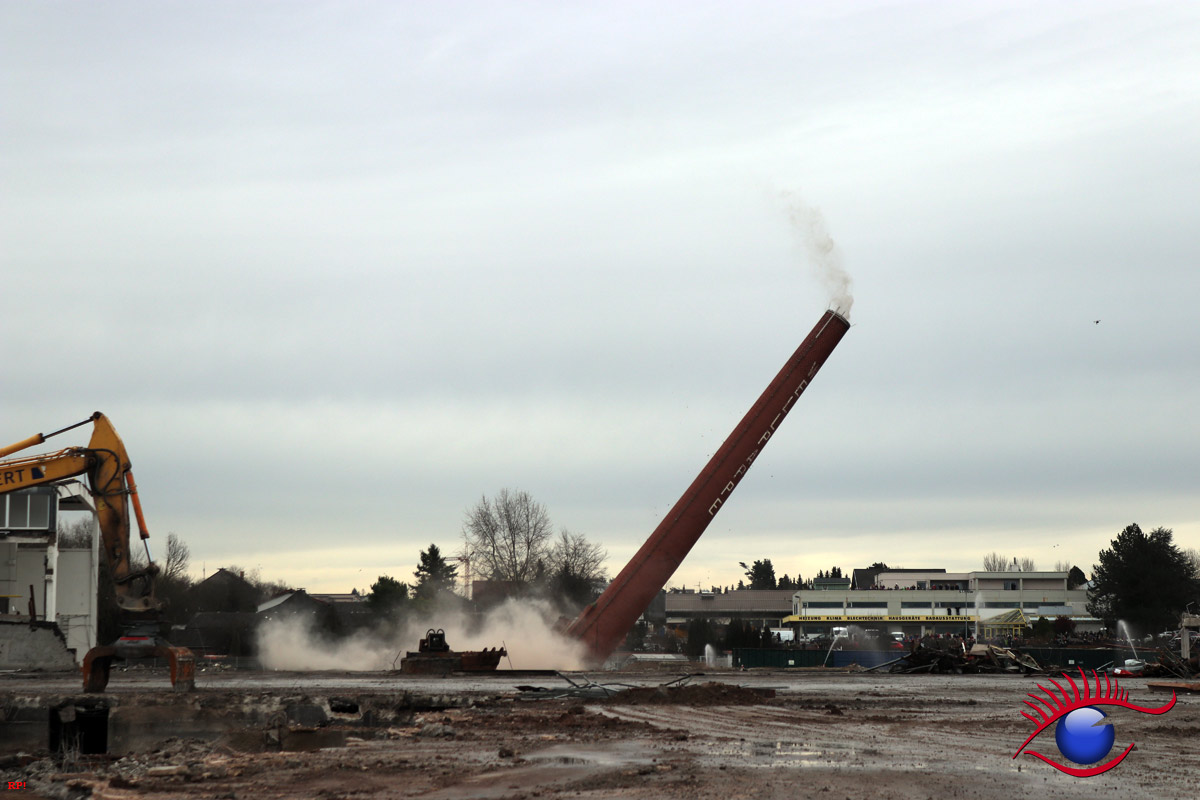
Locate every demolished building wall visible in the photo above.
<box><xmin>0</xmin><ymin>486</ymin><xmax>99</xmax><ymax>667</ymax></box>
<box><xmin>0</xmin><ymin>619</ymin><xmax>77</xmax><ymax>670</ymax></box>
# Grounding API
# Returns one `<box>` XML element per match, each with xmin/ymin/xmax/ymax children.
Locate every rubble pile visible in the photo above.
<box><xmin>1129</xmin><ymin>647</ymin><xmax>1200</xmax><ymax>679</ymax></box>
<box><xmin>515</xmin><ymin>673</ymin><xmax>773</xmax><ymax>704</ymax></box>
<box><xmin>872</xmin><ymin>642</ymin><xmax>1044</xmax><ymax>675</ymax></box>
<box><xmin>872</xmin><ymin>640</ymin><xmax>1200</xmax><ymax>678</ymax></box>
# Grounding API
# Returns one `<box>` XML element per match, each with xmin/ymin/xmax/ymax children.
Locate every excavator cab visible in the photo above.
<box><xmin>419</xmin><ymin>628</ymin><xmax>450</xmax><ymax>653</ymax></box>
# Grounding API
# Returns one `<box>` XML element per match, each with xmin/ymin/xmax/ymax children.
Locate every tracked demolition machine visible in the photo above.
<box><xmin>0</xmin><ymin>412</ymin><xmax>195</xmax><ymax>692</ymax></box>
<box><xmin>398</xmin><ymin>628</ymin><xmax>507</xmax><ymax>674</ymax></box>
<box><xmin>566</xmin><ymin>309</ymin><xmax>850</xmax><ymax>664</ymax></box>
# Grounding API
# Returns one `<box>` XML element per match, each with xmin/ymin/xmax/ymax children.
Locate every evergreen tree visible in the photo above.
<box><xmin>413</xmin><ymin>543</ymin><xmax>458</xmax><ymax>600</ymax></box>
<box><xmin>1067</xmin><ymin>566</ymin><xmax>1087</xmax><ymax>589</ymax></box>
<box><xmin>1087</xmin><ymin>524</ymin><xmax>1200</xmax><ymax>634</ymax></box>
<box><xmin>367</xmin><ymin>575</ymin><xmax>410</xmax><ymax>613</ymax></box>
<box><xmin>739</xmin><ymin>559</ymin><xmax>778</xmax><ymax>590</ymax></box>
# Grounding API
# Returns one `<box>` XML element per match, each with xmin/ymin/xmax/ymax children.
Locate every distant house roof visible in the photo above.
<box><xmin>257</xmin><ymin>593</ymin><xmax>297</xmax><ymax>614</ymax></box>
<box><xmin>257</xmin><ymin>590</ymin><xmax>328</xmax><ymax>615</ymax></box>
<box><xmin>188</xmin><ymin>568</ymin><xmax>263</xmax><ymax>613</ymax></box>
<box><xmin>195</xmin><ymin>567</ymin><xmax>257</xmax><ymax>592</ymax></box>
<box><xmin>310</xmin><ymin>593</ymin><xmax>366</xmax><ymax>604</ymax></box>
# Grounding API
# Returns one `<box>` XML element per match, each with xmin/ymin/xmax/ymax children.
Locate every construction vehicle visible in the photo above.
<box><xmin>0</xmin><ymin>412</ymin><xmax>195</xmax><ymax>692</ymax></box>
<box><xmin>565</xmin><ymin>309</ymin><xmax>850</xmax><ymax>664</ymax></box>
<box><xmin>398</xmin><ymin>628</ymin><xmax>506</xmax><ymax>674</ymax></box>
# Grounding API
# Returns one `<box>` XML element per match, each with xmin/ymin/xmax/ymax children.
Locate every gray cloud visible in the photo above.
<box><xmin>3</xmin><ymin>1</ymin><xmax>1197</xmax><ymax>590</ymax></box>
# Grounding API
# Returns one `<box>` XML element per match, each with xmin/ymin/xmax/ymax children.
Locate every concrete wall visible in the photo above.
<box><xmin>56</xmin><ymin>548</ymin><xmax>98</xmax><ymax>657</ymax></box>
<box><xmin>0</xmin><ymin>620</ymin><xmax>77</xmax><ymax>670</ymax></box>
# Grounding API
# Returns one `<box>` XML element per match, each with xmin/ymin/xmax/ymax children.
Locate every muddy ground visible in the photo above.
<box><xmin>2</xmin><ymin>668</ymin><xmax>1197</xmax><ymax>799</ymax></box>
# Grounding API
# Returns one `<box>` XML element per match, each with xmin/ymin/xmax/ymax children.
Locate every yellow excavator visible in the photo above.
<box><xmin>0</xmin><ymin>412</ymin><xmax>194</xmax><ymax>692</ymax></box>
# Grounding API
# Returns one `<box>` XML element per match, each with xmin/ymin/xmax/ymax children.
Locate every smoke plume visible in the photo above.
<box><xmin>782</xmin><ymin>192</ymin><xmax>854</xmax><ymax>318</ymax></box>
<box><xmin>256</xmin><ymin>597</ymin><xmax>588</xmax><ymax>672</ymax></box>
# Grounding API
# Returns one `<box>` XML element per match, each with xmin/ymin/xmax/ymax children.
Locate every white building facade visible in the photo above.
<box><xmin>786</xmin><ymin>569</ymin><xmax>1095</xmax><ymax>638</ymax></box>
<box><xmin>0</xmin><ymin>484</ymin><xmax>99</xmax><ymax>664</ymax></box>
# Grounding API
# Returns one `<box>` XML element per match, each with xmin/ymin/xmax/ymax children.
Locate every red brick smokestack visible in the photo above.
<box><xmin>565</xmin><ymin>309</ymin><xmax>850</xmax><ymax>663</ymax></box>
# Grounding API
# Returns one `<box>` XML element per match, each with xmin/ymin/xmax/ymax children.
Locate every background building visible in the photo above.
<box><xmin>787</xmin><ymin>568</ymin><xmax>1095</xmax><ymax>638</ymax></box>
<box><xmin>664</xmin><ymin>588</ymin><xmax>795</xmax><ymax>630</ymax></box>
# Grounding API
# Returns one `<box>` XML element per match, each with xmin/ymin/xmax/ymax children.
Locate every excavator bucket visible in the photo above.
<box><xmin>82</xmin><ymin>638</ymin><xmax>196</xmax><ymax>693</ymax></box>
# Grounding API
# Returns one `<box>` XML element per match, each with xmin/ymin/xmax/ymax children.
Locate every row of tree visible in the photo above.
<box><xmin>365</xmin><ymin>489</ymin><xmax>610</xmax><ymax>616</ymax></box>
<box><xmin>735</xmin><ymin>559</ymin><xmax>852</xmax><ymax>590</ymax></box>
<box><xmin>57</xmin><ymin>517</ymin><xmax>292</xmax><ymax>641</ymax></box>
<box><xmin>57</xmin><ymin>487</ymin><xmax>611</xmax><ymax>640</ymax></box>
<box><xmin>61</xmin><ymin>488</ymin><xmax>1200</xmax><ymax>643</ymax></box>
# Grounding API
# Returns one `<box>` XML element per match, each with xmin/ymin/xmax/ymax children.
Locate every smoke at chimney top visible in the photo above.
<box><xmin>781</xmin><ymin>192</ymin><xmax>855</xmax><ymax>319</ymax></box>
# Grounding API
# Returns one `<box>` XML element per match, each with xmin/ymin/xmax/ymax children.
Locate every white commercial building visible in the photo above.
<box><xmin>786</xmin><ymin>569</ymin><xmax>1095</xmax><ymax>638</ymax></box>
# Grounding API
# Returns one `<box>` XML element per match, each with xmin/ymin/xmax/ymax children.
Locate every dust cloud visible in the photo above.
<box><xmin>256</xmin><ymin>597</ymin><xmax>589</xmax><ymax>672</ymax></box>
<box><xmin>781</xmin><ymin>192</ymin><xmax>854</xmax><ymax>319</ymax></box>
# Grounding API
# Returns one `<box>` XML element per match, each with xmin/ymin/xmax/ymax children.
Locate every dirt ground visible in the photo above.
<box><xmin>3</xmin><ymin>667</ymin><xmax>1197</xmax><ymax>799</ymax></box>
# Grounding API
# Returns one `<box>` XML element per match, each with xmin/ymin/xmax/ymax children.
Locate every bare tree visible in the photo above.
<box><xmin>56</xmin><ymin>516</ymin><xmax>94</xmax><ymax>548</ymax></box>
<box><xmin>1184</xmin><ymin>547</ymin><xmax>1200</xmax><ymax>579</ymax></box>
<box><xmin>463</xmin><ymin>489</ymin><xmax>554</xmax><ymax>584</ymax></box>
<box><xmin>545</xmin><ymin>528</ymin><xmax>608</xmax><ymax>610</ymax></box>
<box><xmin>982</xmin><ymin>552</ymin><xmax>1008</xmax><ymax>571</ymax></box>
<box><xmin>1018</xmin><ymin>557</ymin><xmax>1036</xmax><ymax>572</ymax></box>
<box><xmin>161</xmin><ymin>533</ymin><xmax>191</xmax><ymax>582</ymax></box>
<box><xmin>549</xmin><ymin>529</ymin><xmax>607</xmax><ymax>584</ymax></box>
<box><xmin>1054</xmin><ymin>559</ymin><xmax>1072</xmax><ymax>573</ymax></box>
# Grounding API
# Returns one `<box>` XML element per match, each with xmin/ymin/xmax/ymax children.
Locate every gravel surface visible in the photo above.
<box><xmin>2</xmin><ymin>668</ymin><xmax>1196</xmax><ymax>799</ymax></box>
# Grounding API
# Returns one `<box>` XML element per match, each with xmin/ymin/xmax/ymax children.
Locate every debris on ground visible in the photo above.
<box><xmin>1149</xmin><ymin>647</ymin><xmax>1199</xmax><ymax>679</ymax></box>
<box><xmin>603</xmin><ymin>681</ymin><xmax>775</xmax><ymax>705</ymax></box>
<box><xmin>514</xmin><ymin>673</ymin><xmax>774</xmax><ymax>705</ymax></box>
<box><xmin>867</xmin><ymin>642</ymin><xmax>1045</xmax><ymax>675</ymax></box>
<box><xmin>4</xmin><ymin>668</ymin><xmax>1198</xmax><ymax>800</ymax></box>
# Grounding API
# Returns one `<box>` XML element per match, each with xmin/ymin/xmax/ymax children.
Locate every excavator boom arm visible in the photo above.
<box><xmin>1</xmin><ymin>450</ymin><xmax>93</xmax><ymax>489</ymax></box>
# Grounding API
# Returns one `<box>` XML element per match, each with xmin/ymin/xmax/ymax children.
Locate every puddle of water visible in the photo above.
<box><xmin>419</xmin><ymin>740</ymin><xmax>658</xmax><ymax>800</ymax></box>
<box><xmin>524</xmin><ymin>741</ymin><xmax>654</xmax><ymax>768</ymax></box>
<box><xmin>700</xmin><ymin>740</ymin><xmax>859</xmax><ymax>769</ymax></box>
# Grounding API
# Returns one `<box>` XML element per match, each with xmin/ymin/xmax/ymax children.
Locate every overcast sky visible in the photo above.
<box><xmin>4</xmin><ymin>1</ymin><xmax>1197</xmax><ymax>595</ymax></box>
